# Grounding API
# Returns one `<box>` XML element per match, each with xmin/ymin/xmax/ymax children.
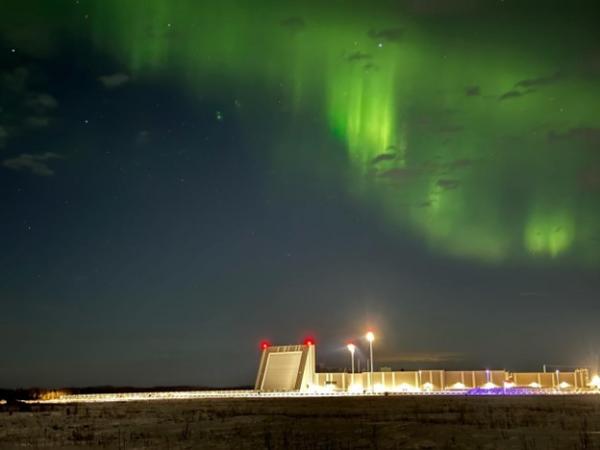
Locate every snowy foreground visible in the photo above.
<box><xmin>3</xmin><ymin>394</ymin><xmax>600</xmax><ymax>449</ymax></box>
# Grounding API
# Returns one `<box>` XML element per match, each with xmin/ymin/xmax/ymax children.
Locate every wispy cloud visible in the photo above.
<box><xmin>372</xmin><ymin>152</ymin><xmax>396</xmax><ymax>164</ymax></box>
<box><xmin>2</xmin><ymin>152</ymin><xmax>62</xmax><ymax>176</ymax></box>
<box><xmin>98</xmin><ymin>73</ymin><xmax>130</xmax><ymax>89</ymax></box>
<box><xmin>499</xmin><ymin>89</ymin><xmax>535</xmax><ymax>101</ymax></box>
<box><xmin>25</xmin><ymin>116</ymin><xmax>50</xmax><ymax>127</ymax></box>
<box><xmin>1</xmin><ymin>66</ymin><xmax>29</xmax><ymax>93</ymax></box>
<box><xmin>26</xmin><ymin>93</ymin><xmax>58</xmax><ymax>111</ymax></box>
<box><xmin>1</xmin><ymin>65</ymin><xmax>60</xmax><ymax>148</ymax></box>
<box><xmin>515</xmin><ymin>71</ymin><xmax>562</xmax><ymax>89</ymax></box>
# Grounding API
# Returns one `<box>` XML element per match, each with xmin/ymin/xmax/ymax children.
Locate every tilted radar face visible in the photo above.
<box><xmin>255</xmin><ymin>344</ymin><xmax>316</xmax><ymax>392</ymax></box>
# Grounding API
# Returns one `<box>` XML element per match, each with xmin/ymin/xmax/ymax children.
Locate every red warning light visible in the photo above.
<box><xmin>303</xmin><ymin>337</ymin><xmax>315</xmax><ymax>346</ymax></box>
<box><xmin>260</xmin><ymin>341</ymin><xmax>270</xmax><ymax>351</ymax></box>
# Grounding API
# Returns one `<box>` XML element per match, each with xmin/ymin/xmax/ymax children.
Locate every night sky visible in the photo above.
<box><xmin>1</xmin><ymin>0</ymin><xmax>599</xmax><ymax>388</ymax></box>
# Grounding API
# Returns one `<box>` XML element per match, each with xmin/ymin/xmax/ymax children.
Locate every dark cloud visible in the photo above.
<box><xmin>448</xmin><ymin>158</ymin><xmax>473</xmax><ymax>169</ymax></box>
<box><xmin>98</xmin><ymin>73</ymin><xmax>130</xmax><ymax>89</ymax></box>
<box><xmin>437</xmin><ymin>179</ymin><xmax>461</xmax><ymax>190</ymax></box>
<box><xmin>368</xmin><ymin>27</ymin><xmax>403</xmax><ymax>42</ymax></box>
<box><xmin>26</xmin><ymin>93</ymin><xmax>58</xmax><ymax>112</ymax></box>
<box><xmin>548</xmin><ymin>127</ymin><xmax>600</xmax><ymax>144</ymax></box>
<box><xmin>346</xmin><ymin>51</ymin><xmax>372</xmax><ymax>62</ymax></box>
<box><xmin>499</xmin><ymin>89</ymin><xmax>535</xmax><ymax>101</ymax></box>
<box><xmin>499</xmin><ymin>90</ymin><xmax>522</xmax><ymax>100</ymax></box>
<box><xmin>280</xmin><ymin>17</ymin><xmax>306</xmax><ymax>31</ymax></box>
<box><xmin>2</xmin><ymin>152</ymin><xmax>62</xmax><ymax>176</ymax></box>
<box><xmin>0</xmin><ymin>65</ymin><xmax>59</xmax><ymax>149</ymax></box>
<box><xmin>379</xmin><ymin>167</ymin><xmax>419</xmax><ymax>179</ymax></box>
<box><xmin>0</xmin><ymin>66</ymin><xmax>29</xmax><ymax>92</ymax></box>
<box><xmin>515</xmin><ymin>71</ymin><xmax>562</xmax><ymax>89</ymax></box>
<box><xmin>25</xmin><ymin>116</ymin><xmax>50</xmax><ymax>127</ymax></box>
<box><xmin>372</xmin><ymin>153</ymin><xmax>396</xmax><ymax>164</ymax></box>
<box><xmin>465</xmin><ymin>85</ymin><xmax>480</xmax><ymax>96</ymax></box>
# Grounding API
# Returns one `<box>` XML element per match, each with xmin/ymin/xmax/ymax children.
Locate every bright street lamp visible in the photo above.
<box><xmin>347</xmin><ymin>343</ymin><xmax>356</xmax><ymax>374</ymax></box>
<box><xmin>365</xmin><ymin>331</ymin><xmax>375</xmax><ymax>382</ymax></box>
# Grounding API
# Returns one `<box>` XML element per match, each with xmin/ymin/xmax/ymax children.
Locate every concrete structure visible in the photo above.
<box><xmin>256</xmin><ymin>344</ymin><xmax>591</xmax><ymax>393</ymax></box>
<box><xmin>255</xmin><ymin>344</ymin><xmax>316</xmax><ymax>392</ymax></box>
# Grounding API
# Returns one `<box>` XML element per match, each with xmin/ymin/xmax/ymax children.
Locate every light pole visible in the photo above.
<box><xmin>347</xmin><ymin>343</ymin><xmax>356</xmax><ymax>374</ymax></box>
<box><xmin>366</xmin><ymin>331</ymin><xmax>375</xmax><ymax>390</ymax></box>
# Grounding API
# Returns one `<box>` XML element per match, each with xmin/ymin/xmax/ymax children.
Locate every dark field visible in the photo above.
<box><xmin>2</xmin><ymin>395</ymin><xmax>600</xmax><ymax>449</ymax></box>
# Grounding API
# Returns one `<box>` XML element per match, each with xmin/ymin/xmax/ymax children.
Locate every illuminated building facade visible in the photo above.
<box><xmin>256</xmin><ymin>344</ymin><xmax>591</xmax><ymax>393</ymax></box>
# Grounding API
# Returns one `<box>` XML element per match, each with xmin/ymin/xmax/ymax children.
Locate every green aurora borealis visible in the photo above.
<box><xmin>6</xmin><ymin>0</ymin><xmax>600</xmax><ymax>265</ymax></box>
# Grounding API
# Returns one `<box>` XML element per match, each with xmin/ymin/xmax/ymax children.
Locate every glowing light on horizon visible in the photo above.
<box><xmin>373</xmin><ymin>383</ymin><xmax>385</xmax><ymax>393</ymax></box>
<box><xmin>348</xmin><ymin>383</ymin><xmax>363</xmax><ymax>393</ymax></box>
<box><xmin>395</xmin><ymin>383</ymin><xmax>420</xmax><ymax>393</ymax></box>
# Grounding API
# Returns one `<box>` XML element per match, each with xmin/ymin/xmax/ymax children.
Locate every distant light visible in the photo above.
<box><xmin>373</xmin><ymin>383</ymin><xmax>385</xmax><ymax>393</ymax></box>
<box><xmin>529</xmin><ymin>382</ymin><xmax>541</xmax><ymax>388</ymax></box>
<box><xmin>260</xmin><ymin>341</ymin><xmax>270</xmax><ymax>351</ymax></box>
<box><xmin>396</xmin><ymin>383</ymin><xmax>420</xmax><ymax>393</ymax></box>
<box><xmin>365</xmin><ymin>331</ymin><xmax>375</xmax><ymax>342</ymax></box>
<box><xmin>347</xmin><ymin>343</ymin><xmax>356</xmax><ymax>354</ymax></box>
<box><xmin>348</xmin><ymin>383</ymin><xmax>363</xmax><ymax>394</ymax></box>
<box><xmin>558</xmin><ymin>381</ymin><xmax>570</xmax><ymax>389</ymax></box>
<box><xmin>503</xmin><ymin>382</ymin><xmax>516</xmax><ymax>389</ymax></box>
<box><xmin>482</xmin><ymin>382</ymin><xmax>497</xmax><ymax>390</ymax></box>
<box><xmin>590</xmin><ymin>375</ymin><xmax>600</xmax><ymax>389</ymax></box>
<box><xmin>304</xmin><ymin>337</ymin><xmax>315</xmax><ymax>346</ymax></box>
<box><xmin>422</xmin><ymin>382</ymin><xmax>434</xmax><ymax>391</ymax></box>
<box><xmin>450</xmin><ymin>382</ymin><xmax>466</xmax><ymax>390</ymax></box>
